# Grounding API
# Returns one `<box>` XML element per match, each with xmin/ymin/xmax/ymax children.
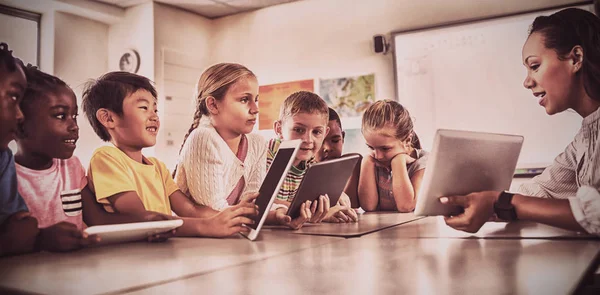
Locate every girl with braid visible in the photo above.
<box><xmin>175</xmin><ymin>63</ymin><xmax>312</xmax><ymax>229</ymax></box>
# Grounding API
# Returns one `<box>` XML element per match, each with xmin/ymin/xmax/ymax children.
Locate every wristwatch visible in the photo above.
<box><xmin>493</xmin><ymin>191</ymin><xmax>518</xmax><ymax>221</ymax></box>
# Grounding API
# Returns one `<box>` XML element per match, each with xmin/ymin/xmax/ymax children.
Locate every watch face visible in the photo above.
<box><xmin>119</xmin><ymin>50</ymin><xmax>140</xmax><ymax>73</ymax></box>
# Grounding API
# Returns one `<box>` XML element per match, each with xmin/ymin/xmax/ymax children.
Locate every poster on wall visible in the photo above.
<box><xmin>319</xmin><ymin>73</ymin><xmax>375</xmax><ymax>119</ymax></box>
<box><xmin>258</xmin><ymin>79</ymin><xmax>314</xmax><ymax>130</ymax></box>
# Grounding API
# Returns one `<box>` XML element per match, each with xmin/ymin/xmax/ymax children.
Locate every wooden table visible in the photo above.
<box><xmin>1</xmin><ymin>214</ymin><xmax>598</xmax><ymax>295</ymax></box>
<box><xmin>133</xmin><ymin>224</ymin><xmax>600</xmax><ymax>295</ymax></box>
<box><xmin>0</xmin><ymin>232</ymin><xmax>342</xmax><ymax>295</ymax></box>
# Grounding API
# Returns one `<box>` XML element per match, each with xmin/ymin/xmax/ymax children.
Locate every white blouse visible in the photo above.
<box><xmin>520</xmin><ymin>106</ymin><xmax>600</xmax><ymax>235</ymax></box>
<box><xmin>175</xmin><ymin>117</ymin><xmax>267</xmax><ymax>211</ymax></box>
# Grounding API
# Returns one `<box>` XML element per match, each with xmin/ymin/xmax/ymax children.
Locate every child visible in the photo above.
<box><xmin>358</xmin><ymin>99</ymin><xmax>428</xmax><ymax>212</ymax></box>
<box><xmin>174</xmin><ymin>63</ymin><xmax>311</xmax><ymax>229</ymax></box>
<box><xmin>316</xmin><ymin>107</ymin><xmax>362</xmax><ymax>209</ymax></box>
<box><xmin>14</xmin><ymin>66</ymin><xmax>171</xmax><ymax>244</ymax></box>
<box><xmin>271</xmin><ymin>91</ymin><xmax>357</xmax><ymax>224</ymax></box>
<box><xmin>82</xmin><ymin>71</ymin><xmax>257</xmax><ymax>238</ymax></box>
<box><xmin>0</xmin><ymin>43</ymin><xmax>93</xmax><ymax>256</ymax></box>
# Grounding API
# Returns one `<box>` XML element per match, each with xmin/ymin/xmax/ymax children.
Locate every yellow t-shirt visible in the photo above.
<box><xmin>88</xmin><ymin>146</ymin><xmax>179</xmax><ymax>215</ymax></box>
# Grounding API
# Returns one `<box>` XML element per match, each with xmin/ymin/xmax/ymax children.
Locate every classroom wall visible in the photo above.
<box><xmin>54</xmin><ymin>11</ymin><xmax>109</xmax><ymax>168</ymax></box>
<box><xmin>209</xmin><ymin>0</ymin><xmax>583</xmax><ymax>134</ymax></box>
<box><xmin>152</xmin><ymin>2</ymin><xmax>214</xmax><ymax>168</ymax></box>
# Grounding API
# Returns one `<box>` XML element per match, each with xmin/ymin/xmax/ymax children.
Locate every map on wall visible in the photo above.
<box><xmin>319</xmin><ymin>74</ymin><xmax>375</xmax><ymax>118</ymax></box>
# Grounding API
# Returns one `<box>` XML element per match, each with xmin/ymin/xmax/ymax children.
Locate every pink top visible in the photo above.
<box><xmin>226</xmin><ymin>135</ymin><xmax>248</xmax><ymax>205</ymax></box>
<box><xmin>16</xmin><ymin>156</ymin><xmax>87</xmax><ymax>230</ymax></box>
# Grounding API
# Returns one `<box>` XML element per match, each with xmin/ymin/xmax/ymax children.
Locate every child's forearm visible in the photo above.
<box><xmin>390</xmin><ymin>158</ymin><xmax>415</xmax><ymax>212</ymax></box>
<box><xmin>170</xmin><ymin>190</ymin><xmax>219</xmax><ymax>218</ymax></box>
<box><xmin>0</xmin><ymin>215</ymin><xmax>39</xmax><ymax>256</ymax></box>
<box><xmin>82</xmin><ymin>186</ymin><xmax>146</xmax><ymax>225</ymax></box>
<box><xmin>172</xmin><ymin>217</ymin><xmax>208</xmax><ymax>237</ymax></box>
<box><xmin>358</xmin><ymin>157</ymin><xmax>379</xmax><ymax>211</ymax></box>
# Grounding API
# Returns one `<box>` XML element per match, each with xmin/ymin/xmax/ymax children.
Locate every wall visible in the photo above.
<box><xmin>54</xmin><ymin>11</ymin><xmax>109</xmax><ymax>168</ymax></box>
<box><xmin>210</xmin><ymin>0</ymin><xmax>583</xmax><ymax>135</ymax></box>
<box><xmin>107</xmin><ymin>2</ymin><xmax>154</xmax><ymax>78</ymax></box>
<box><xmin>152</xmin><ymin>2</ymin><xmax>213</xmax><ymax>169</ymax></box>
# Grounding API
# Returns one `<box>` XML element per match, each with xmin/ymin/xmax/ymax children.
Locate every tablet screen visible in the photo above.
<box><xmin>247</xmin><ymin>147</ymin><xmax>295</xmax><ymax>229</ymax></box>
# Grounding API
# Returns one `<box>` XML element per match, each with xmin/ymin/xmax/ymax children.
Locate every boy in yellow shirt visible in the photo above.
<box><xmin>82</xmin><ymin>71</ymin><xmax>257</xmax><ymax>237</ymax></box>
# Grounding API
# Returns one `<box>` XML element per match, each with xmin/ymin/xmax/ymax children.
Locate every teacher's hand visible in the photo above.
<box><xmin>439</xmin><ymin>191</ymin><xmax>500</xmax><ymax>233</ymax></box>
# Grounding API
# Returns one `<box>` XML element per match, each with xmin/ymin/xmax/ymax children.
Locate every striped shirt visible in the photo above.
<box><xmin>519</xmin><ymin>106</ymin><xmax>600</xmax><ymax>234</ymax></box>
<box><xmin>266</xmin><ymin>138</ymin><xmax>313</xmax><ymax>202</ymax></box>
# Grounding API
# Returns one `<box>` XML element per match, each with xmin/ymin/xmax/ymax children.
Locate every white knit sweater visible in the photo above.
<box><xmin>175</xmin><ymin>118</ymin><xmax>267</xmax><ymax>211</ymax></box>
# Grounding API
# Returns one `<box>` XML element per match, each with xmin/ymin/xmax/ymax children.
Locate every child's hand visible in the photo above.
<box><xmin>308</xmin><ymin>194</ymin><xmax>330</xmax><ymax>223</ymax></box>
<box><xmin>391</xmin><ymin>153</ymin><xmax>416</xmax><ymax>166</ymax></box>
<box><xmin>275</xmin><ymin>201</ymin><xmax>312</xmax><ymax>230</ymax></box>
<box><xmin>323</xmin><ymin>197</ymin><xmax>358</xmax><ymax>223</ymax></box>
<box><xmin>138</xmin><ymin>211</ymin><xmax>178</xmax><ymax>242</ymax></box>
<box><xmin>201</xmin><ymin>202</ymin><xmax>259</xmax><ymax>237</ymax></box>
<box><xmin>39</xmin><ymin>222</ymin><xmax>100</xmax><ymax>252</ymax></box>
<box><xmin>0</xmin><ymin>211</ymin><xmax>39</xmax><ymax>255</ymax></box>
<box><xmin>239</xmin><ymin>192</ymin><xmax>259</xmax><ymax>204</ymax></box>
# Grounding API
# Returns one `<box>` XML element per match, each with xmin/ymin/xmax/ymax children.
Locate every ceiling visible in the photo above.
<box><xmin>94</xmin><ymin>0</ymin><xmax>301</xmax><ymax>19</ymax></box>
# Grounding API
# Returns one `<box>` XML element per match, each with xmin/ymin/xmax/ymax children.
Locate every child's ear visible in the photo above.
<box><xmin>205</xmin><ymin>96</ymin><xmax>219</xmax><ymax>115</ymax></box>
<box><xmin>570</xmin><ymin>45</ymin><xmax>584</xmax><ymax>73</ymax></box>
<box><xmin>273</xmin><ymin>120</ymin><xmax>283</xmax><ymax>138</ymax></box>
<box><xmin>325</xmin><ymin>126</ymin><xmax>330</xmax><ymax>137</ymax></box>
<box><xmin>342</xmin><ymin>130</ymin><xmax>346</xmax><ymax>140</ymax></box>
<box><xmin>96</xmin><ymin>108</ymin><xmax>115</xmax><ymax>129</ymax></box>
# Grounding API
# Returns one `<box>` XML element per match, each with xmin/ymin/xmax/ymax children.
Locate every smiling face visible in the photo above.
<box><xmin>522</xmin><ymin>32</ymin><xmax>579</xmax><ymax>115</ymax></box>
<box><xmin>0</xmin><ymin>64</ymin><xmax>26</xmax><ymax>149</ymax></box>
<box><xmin>211</xmin><ymin>76</ymin><xmax>259</xmax><ymax>137</ymax></box>
<box><xmin>363</xmin><ymin>126</ymin><xmax>409</xmax><ymax>166</ymax></box>
<box><xmin>316</xmin><ymin>119</ymin><xmax>344</xmax><ymax>161</ymax></box>
<box><xmin>17</xmin><ymin>86</ymin><xmax>79</xmax><ymax>159</ymax></box>
<box><xmin>276</xmin><ymin>111</ymin><xmax>329</xmax><ymax>165</ymax></box>
<box><xmin>110</xmin><ymin>89</ymin><xmax>159</xmax><ymax>150</ymax></box>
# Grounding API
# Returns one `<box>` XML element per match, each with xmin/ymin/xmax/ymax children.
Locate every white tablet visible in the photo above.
<box><xmin>286</xmin><ymin>154</ymin><xmax>361</xmax><ymax>219</ymax></box>
<box><xmin>414</xmin><ymin>129</ymin><xmax>523</xmax><ymax>216</ymax></box>
<box><xmin>84</xmin><ymin>219</ymin><xmax>183</xmax><ymax>245</ymax></box>
<box><xmin>240</xmin><ymin>139</ymin><xmax>301</xmax><ymax>241</ymax></box>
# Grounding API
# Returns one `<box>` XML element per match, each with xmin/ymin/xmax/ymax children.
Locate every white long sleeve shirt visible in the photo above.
<box><xmin>520</xmin><ymin>107</ymin><xmax>600</xmax><ymax>234</ymax></box>
<box><xmin>175</xmin><ymin>118</ymin><xmax>267</xmax><ymax>211</ymax></box>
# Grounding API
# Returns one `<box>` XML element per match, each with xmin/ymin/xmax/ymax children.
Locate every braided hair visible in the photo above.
<box><xmin>173</xmin><ymin>63</ymin><xmax>256</xmax><ymax>177</ymax></box>
<box><xmin>0</xmin><ymin>42</ymin><xmax>24</xmax><ymax>73</ymax></box>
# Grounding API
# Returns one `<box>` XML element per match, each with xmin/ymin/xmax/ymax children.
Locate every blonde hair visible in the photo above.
<box><xmin>361</xmin><ymin>99</ymin><xmax>421</xmax><ymax>149</ymax></box>
<box><xmin>174</xmin><ymin>63</ymin><xmax>255</xmax><ymax>176</ymax></box>
<box><xmin>279</xmin><ymin>91</ymin><xmax>329</xmax><ymax>122</ymax></box>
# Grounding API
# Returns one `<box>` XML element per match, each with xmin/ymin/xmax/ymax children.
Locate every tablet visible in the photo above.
<box><xmin>240</xmin><ymin>139</ymin><xmax>301</xmax><ymax>241</ymax></box>
<box><xmin>286</xmin><ymin>154</ymin><xmax>361</xmax><ymax>219</ymax></box>
<box><xmin>414</xmin><ymin>129</ymin><xmax>523</xmax><ymax>216</ymax></box>
<box><xmin>84</xmin><ymin>219</ymin><xmax>183</xmax><ymax>245</ymax></box>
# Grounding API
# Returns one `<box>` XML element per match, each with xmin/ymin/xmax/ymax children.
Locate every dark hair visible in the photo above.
<box><xmin>328</xmin><ymin>107</ymin><xmax>342</xmax><ymax>130</ymax></box>
<box><xmin>0</xmin><ymin>42</ymin><xmax>24</xmax><ymax>73</ymax></box>
<box><xmin>20</xmin><ymin>65</ymin><xmax>70</xmax><ymax>116</ymax></box>
<box><xmin>82</xmin><ymin>71</ymin><xmax>157</xmax><ymax>142</ymax></box>
<box><xmin>529</xmin><ymin>8</ymin><xmax>600</xmax><ymax>102</ymax></box>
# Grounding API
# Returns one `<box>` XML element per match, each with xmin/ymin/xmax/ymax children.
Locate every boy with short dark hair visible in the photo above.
<box><xmin>82</xmin><ymin>71</ymin><xmax>257</xmax><ymax>237</ymax></box>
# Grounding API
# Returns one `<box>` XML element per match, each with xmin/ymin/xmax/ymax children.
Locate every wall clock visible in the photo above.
<box><xmin>119</xmin><ymin>49</ymin><xmax>140</xmax><ymax>73</ymax></box>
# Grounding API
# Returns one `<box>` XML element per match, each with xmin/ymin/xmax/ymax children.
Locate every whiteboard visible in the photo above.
<box><xmin>393</xmin><ymin>4</ymin><xmax>592</xmax><ymax>167</ymax></box>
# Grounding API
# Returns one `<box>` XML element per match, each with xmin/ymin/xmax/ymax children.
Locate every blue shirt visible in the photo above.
<box><xmin>0</xmin><ymin>149</ymin><xmax>28</xmax><ymax>224</ymax></box>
